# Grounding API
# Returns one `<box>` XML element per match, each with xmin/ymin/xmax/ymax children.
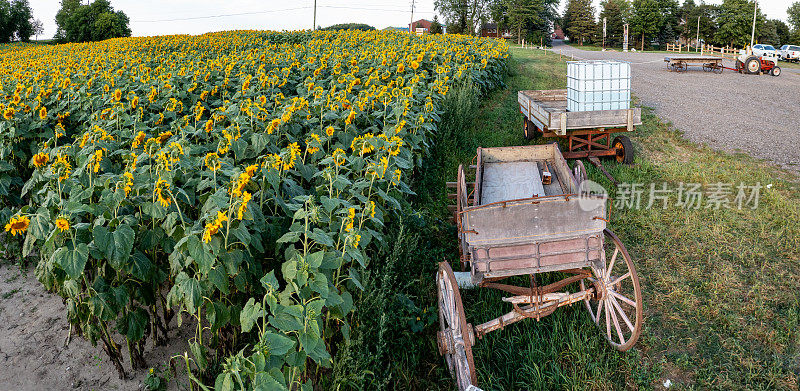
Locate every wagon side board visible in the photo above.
<box><xmin>462</xmin><ymin>196</ymin><xmax>606</xmax><ymax>248</ymax></box>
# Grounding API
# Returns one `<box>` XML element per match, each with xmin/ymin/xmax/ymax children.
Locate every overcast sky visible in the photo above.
<box><xmin>28</xmin><ymin>0</ymin><xmax>793</xmax><ymax>40</ymax></box>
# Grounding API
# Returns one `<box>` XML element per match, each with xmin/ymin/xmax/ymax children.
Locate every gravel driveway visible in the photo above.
<box><xmin>548</xmin><ymin>40</ymin><xmax>800</xmax><ymax>171</ymax></box>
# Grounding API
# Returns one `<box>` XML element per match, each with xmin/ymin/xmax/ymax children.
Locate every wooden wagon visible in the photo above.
<box><xmin>438</xmin><ymin>144</ymin><xmax>643</xmax><ymax>391</ymax></box>
<box><xmin>664</xmin><ymin>55</ymin><xmax>724</xmax><ymax>73</ymax></box>
<box><xmin>518</xmin><ymin>89</ymin><xmax>641</xmax><ymax>171</ymax></box>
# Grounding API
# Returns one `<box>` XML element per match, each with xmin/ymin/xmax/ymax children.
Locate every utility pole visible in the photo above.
<box><xmin>749</xmin><ymin>0</ymin><xmax>757</xmax><ymax>54</ymax></box>
<box><xmin>696</xmin><ymin>15</ymin><xmax>700</xmax><ymax>52</ymax></box>
<box><xmin>313</xmin><ymin>0</ymin><xmax>317</xmax><ymax>31</ymax></box>
<box><xmin>410</xmin><ymin>0</ymin><xmax>415</xmax><ymax>34</ymax></box>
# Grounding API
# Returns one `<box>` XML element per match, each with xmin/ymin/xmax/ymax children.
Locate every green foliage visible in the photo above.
<box><xmin>772</xmin><ymin>19</ymin><xmax>792</xmax><ymax>46</ymax></box>
<box><xmin>600</xmin><ymin>0</ymin><xmax>631</xmax><ymax>47</ymax></box>
<box><xmin>788</xmin><ymin>1</ymin><xmax>800</xmax><ymax>31</ymax></box>
<box><xmin>564</xmin><ymin>0</ymin><xmax>596</xmax><ymax>45</ymax></box>
<box><xmin>714</xmin><ymin>0</ymin><xmax>764</xmax><ymax>48</ymax></box>
<box><xmin>320</xmin><ymin>23</ymin><xmax>375</xmax><ymax>31</ymax></box>
<box><xmin>630</xmin><ymin>0</ymin><xmax>660</xmax><ymax>49</ymax></box>
<box><xmin>435</xmin><ymin>0</ymin><xmax>491</xmax><ymax>35</ymax></box>
<box><xmin>55</xmin><ymin>0</ymin><xmax>131</xmax><ymax>43</ymax></box>
<box><xmin>429</xmin><ymin>16</ymin><xmax>443</xmax><ymax>34</ymax></box>
<box><xmin>1</xmin><ymin>30</ymin><xmax>508</xmax><ymax>387</ymax></box>
<box><xmin>503</xmin><ymin>0</ymin><xmax>559</xmax><ymax>45</ymax></box>
<box><xmin>0</xmin><ymin>0</ymin><xmax>34</xmax><ymax>43</ymax></box>
<box><xmin>679</xmin><ymin>0</ymin><xmax>719</xmax><ymax>45</ymax></box>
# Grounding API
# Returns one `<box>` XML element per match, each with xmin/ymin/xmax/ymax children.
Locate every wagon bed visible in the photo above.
<box><xmin>664</xmin><ymin>55</ymin><xmax>723</xmax><ymax>73</ymax></box>
<box><xmin>517</xmin><ymin>89</ymin><xmax>640</xmax><ymax>166</ymax></box>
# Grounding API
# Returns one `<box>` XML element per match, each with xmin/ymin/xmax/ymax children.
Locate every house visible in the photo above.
<box><xmin>409</xmin><ymin>19</ymin><xmax>432</xmax><ymax>35</ymax></box>
<box><xmin>480</xmin><ymin>23</ymin><xmax>513</xmax><ymax>39</ymax></box>
<box><xmin>552</xmin><ymin>25</ymin><xmax>565</xmax><ymax>40</ymax></box>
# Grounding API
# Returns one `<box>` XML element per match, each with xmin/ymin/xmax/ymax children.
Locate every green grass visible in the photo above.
<box><xmin>334</xmin><ymin>47</ymin><xmax>800</xmax><ymax>391</ymax></box>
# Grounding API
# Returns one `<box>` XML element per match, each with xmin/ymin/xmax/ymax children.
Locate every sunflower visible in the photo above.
<box><xmin>113</xmin><ymin>89</ymin><xmax>122</xmax><ymax>101</ymax></box>
<box><xmin>3</xmin><ymin>107</ymin><xmax>15</xmax><ymax>120</ymax></box>
<box><xmin>55</xmin><ymin>216</ymin><xmax>70</xmax><ymax>233</ymax></box>
<box><xmin>204</xmin><ymin>152</ymin><xmax>221</xmax><ymax>171</ymax></box>
<box><xmin>325</xmin><ymin>126</ymin><xmax>335</xmax><ymax>137</ymax></box>
<box><xmin>202</xmin><ymin>211</ymin><xmax>228</xmax><ymax>243</ymax></box>
<box><xmin>237</xmin><ymin>191</ymin><xmax>252</xmax><ymax>220</ymax></box>
<box><xmin>154</xmin><ymin>178</ymin><xmax>171</xmax><ymax>207</ymax></box>
<box><xmin>38</xmin><ymin>106</ymin><xmax>47</xmax><ymax>120</ymax></box>
<box><xmin>32</xmin><ymin>152</ymin><xmax>49</xmax><ymax>168</ymax></box>
<box><xmin>4</xmin><ymin>215</ymin><xmax>30</xmax><ymax>236</ymax></box>
<box><xmin>245</xmin><ymin>164</ymin><xmax>259</xmax><ymax>177</ymax></box>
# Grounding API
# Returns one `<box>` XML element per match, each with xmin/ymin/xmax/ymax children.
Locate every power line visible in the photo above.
<box><xmin>133</xmin><ymin>6</ymin><xmax>312</xmax><ymax>23</ymax></box>
<box><xmin>131</xmin><ymin>4</ymin><xmax>435</xmax><ymax>24</ymax></box>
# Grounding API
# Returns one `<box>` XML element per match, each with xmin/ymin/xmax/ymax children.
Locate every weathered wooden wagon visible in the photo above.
<box><xmin>438</xmin><ymin>144</ymin><xmax>643</xmax><ymax>391</ymax></box>
<box><xmin>664</xmin><ymin>55</ymin><xmax>724</xmax><ymax>73</ymax></box>
<box><xmin>518</xmin><ymin>89</ymin><xmax>641</xmax><ymax>164</ymax></box>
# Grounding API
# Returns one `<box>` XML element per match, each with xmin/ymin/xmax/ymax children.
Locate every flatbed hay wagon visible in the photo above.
<box><xmin>438</xmin><ymin>144</ymin><xmax>643</xmax><ymax>391</ymax></box>
<box><xmin>518</xmin><ymin>89</ymin><xmax>641</xmax><ymax>183</ymax></box>
<box><xmin>664</xmin><ymin>55</ymin><xmax>724</xmax><ymax>73</ymax></box>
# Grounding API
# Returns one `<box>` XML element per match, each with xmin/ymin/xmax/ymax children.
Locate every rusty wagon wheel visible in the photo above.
<box><xmin>523</xmin><ymin>118</ymin><xmax>537</xmax><ymax>140</ymax></box>
<box><xmin>436</xmin><ymin>262</ymin><xmax>477</xmax><ymax>390</ymax></box>
<box><xmin>579</xmin><ymin>229</ymin><xmax>643</xmax><ymax>351</ymax></box>
<box><xmin>613</xmin><ymin>135</ymin><xmax>634</xmax><ymax>165</ymax></box>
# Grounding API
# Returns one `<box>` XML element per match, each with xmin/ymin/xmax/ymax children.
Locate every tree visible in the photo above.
<box><xmin>429</xmin><ymin>16</ymin><xmax>443</xmax><ymax>34</ymax></box>
<box><xmin>320</xmin><ymin>23</ymin><xmax>375</xmax><ymax>31</ymax></box>
<box><xmin>788</xmin><ymin>2</ymin><xmax>800</xmax><ymax>31</ymax></box>
<box><xmin>714</xmin><ymin>0</ymin><xmax>763</xmax><ymax>48</ymax></box>
<box><xmin>0</xmin><ymin>0</ymin><xmax>33</xmax><ymax>42</ymax></box>
<box><xmin>680</xmin><ymin>1</ymin><xmax>719</xmax><ymax>46</ymax></box>
<box><xmin>564</xmin><ymin>0</ymin><xmax>595</xmax><ymax>45</ymax></box>
<box><xmin>656</xmin><ymin>0</ymin><xmax>680</xmax><ymax>46</ymax></box>
<box><xmin>55</xmin><ymin>0</ymin><xmax>130</xmax><ymax>43</ymax></box>
<box><xmin>435</xmin><ymin>0</ymin><xmax>491</xmax><ymax>35</ymax></box>
<box><xmin>31</xmin><ymin>18</ymin><xmax>42</xmax><ymax>40</ymax></box>
<box><xmin>630</xmin><ymin>0</ymin><xmax>660</xmax><ymax>50</ymax></box>
<box><xmin>773</xmin><ymin>20</ymin><xmax>790</xmax><ymax>46</ymax></box>
<box><xmin>600</xmin><ymin>0</ymin><xmax>631</xmax><ymax>47</ymax></box>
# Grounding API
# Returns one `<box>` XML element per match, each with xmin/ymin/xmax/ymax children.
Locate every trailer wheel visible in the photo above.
<box><xmin>613</xmin><ymin>135</ymin><xmax>634</xmax><ymax>165</ymax></box>
<box><xmin>770</xmin><ymin>66</ymin><xmax>781</xmax><ymax>77</ymax></box>
<box><xmin>744</xmin><ymin>56</ymin><xmax>761</xmax><ymax>74</ymax></box>
<box><xmin>523</xmin><ymin>119</ymin><xmax>536</xmax><ymax>140</ymax></box>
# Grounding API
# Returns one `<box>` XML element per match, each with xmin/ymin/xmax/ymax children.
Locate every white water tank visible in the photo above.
<box><xmin>566</xmin><ymin>60</ymin><xmax>631</xmax><ymax>112</ymax></box>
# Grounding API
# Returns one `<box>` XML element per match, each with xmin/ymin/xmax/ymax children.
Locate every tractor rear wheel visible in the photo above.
<box><xmin>770</xmin><ymin>66</ymin><xmax>781</xmax><ymax>77</ymax></box>
<box><xmin>744</xmin><ymin>56</ymin><xmax>761</xmax><ymax>74</ymax></box>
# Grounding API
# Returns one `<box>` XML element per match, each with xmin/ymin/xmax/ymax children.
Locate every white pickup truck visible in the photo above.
<box><xmin>778</xmin><ymin>45</ymin><xmax>800</xmax><ymax>62</ymax></box>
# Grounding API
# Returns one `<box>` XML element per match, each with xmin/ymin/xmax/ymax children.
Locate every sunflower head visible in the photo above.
<box><xmin>4</xmin><ymin>215</ymin><xmax>30</xmax><ymax>236</ymax></box>
<box><xmin>55</xmin><ymin>216</ymin><xmax>70</xmax><ymax>233</ymax></box>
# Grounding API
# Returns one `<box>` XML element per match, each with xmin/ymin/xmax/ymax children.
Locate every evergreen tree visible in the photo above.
<box><xmin>599</xmin><ymin>0</ymin><xmax>630</xmax><ymax>47</ymax></box>
<box><xmin>564</xmin><ymin>0</ymin><xmax>596</xmax><ymax>45</ymax></box>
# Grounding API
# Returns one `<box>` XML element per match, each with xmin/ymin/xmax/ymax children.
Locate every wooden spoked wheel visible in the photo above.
<box><xmin>436</xmin><ymin>262</ymin><xmax>477</xmax><ymax>390</ymax></box>
<box><xmin>580</xmin><ymin>229</ymin><xmax>643</xmax><ymax>351</ymax></box>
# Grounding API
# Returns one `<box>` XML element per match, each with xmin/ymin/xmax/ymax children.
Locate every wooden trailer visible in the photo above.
<box><xmin>664</xmin><ymin>55</ymin><xmax>724</xmax><ymax>73</ymax></box>
<box><xmin>517</xmin><ymin>89</ymin><xmax>641</xmax><ymax>164</ymax></box>
<box><xmin>438</xmin><ymin>144</ymin><xmax>643</xmax><ymax>391</ymax></box>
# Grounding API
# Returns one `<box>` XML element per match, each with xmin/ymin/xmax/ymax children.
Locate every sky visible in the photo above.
<box><xmin>28</xmin><ymin>0</ymin><xmax>794</xmax><ymax>40</ymax></box>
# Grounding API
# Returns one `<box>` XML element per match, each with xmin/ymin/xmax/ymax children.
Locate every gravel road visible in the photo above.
<box><xmin>548</xmin><ymin>40</ymin><xmax>800</xmax><ymax>171</ymax></box>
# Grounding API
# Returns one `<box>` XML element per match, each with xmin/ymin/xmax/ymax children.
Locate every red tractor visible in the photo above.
<box><xmin>735</xmin><ymin>52</ymin><xmax>781</xmax><ymax>76</ymax></box>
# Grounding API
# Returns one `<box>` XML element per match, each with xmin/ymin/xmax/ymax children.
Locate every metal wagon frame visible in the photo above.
<box><xmin>437</xmin><ymin>144</ymin><xmax>643</xmax><ymax>391</ymax></box>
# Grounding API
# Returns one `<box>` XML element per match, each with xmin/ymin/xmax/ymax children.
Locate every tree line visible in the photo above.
<box><xmin>0</xmin><ymin>0</ymin><xmax>40</xmax><ymax>42</ymax></box>
<box><xmin>566</xmin><ymin>0</ymin><xmax>799</xmax><ymax>49</ymax></box>
<box><xmin>434</xmin><ymin>0</ymin><xmax>800</xmax><ymax>49</ymax></box>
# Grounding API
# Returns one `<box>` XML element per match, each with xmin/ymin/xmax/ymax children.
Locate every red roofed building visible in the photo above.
<box><xmin>409</xmin><ymin>19</ymin><xmax>432</xmax><ymax>35</ymax></box>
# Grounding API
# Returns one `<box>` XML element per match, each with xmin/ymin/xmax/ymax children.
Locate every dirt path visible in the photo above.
<box><xmin>0</xmin><ymin>263</ymin><xmax>191</xmax><ymax>390</ymax></box>
<box><xmin>548</xmin><ymin>40</ymin><xmax>800</xmax><ymax>171</ymax></box>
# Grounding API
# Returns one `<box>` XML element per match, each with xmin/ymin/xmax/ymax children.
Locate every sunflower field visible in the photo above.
<box><xmin>0</xmin><ymin>30</ymin><xmax>507</xmax><ymax>389</ymax></box>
